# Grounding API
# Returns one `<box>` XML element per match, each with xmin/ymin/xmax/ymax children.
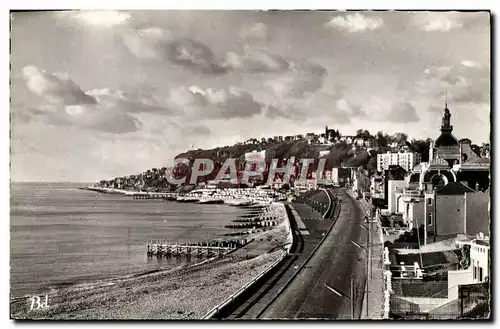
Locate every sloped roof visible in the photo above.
<box><xmin>436</xmin><ymin>182</ymin><xmax>476</xmax><ymax>195</ymax></box>
<box><xmin>430</xmin><ymin>157</ymin><xmax>449</xmax><ymax>166</ymax></box>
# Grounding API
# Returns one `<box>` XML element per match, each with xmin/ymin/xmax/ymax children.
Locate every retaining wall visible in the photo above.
<box><xmin>201</xmin><ymin>202</ymin><xmax>293</xmax><ymax>319</ymax></box>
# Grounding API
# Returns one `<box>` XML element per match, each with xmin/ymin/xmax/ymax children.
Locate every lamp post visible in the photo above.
<box><xmin>325</xmin><ymin>280</ymin><xmax>355</xmax><ymax>319</ymax></box>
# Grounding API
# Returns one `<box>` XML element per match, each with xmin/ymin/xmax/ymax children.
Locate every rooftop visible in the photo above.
<box><xmin>473</xmin><ymin>239</ymin><xmax>490</xmax><ymax>247</ymax></box>
<box><xmin>435</xmin><ymin>182</ymin><xmax>476</xmax><ymax>195</ymax></box>
<box><xmin>435</xmin><ymin>133</ymin><xmax>459</xmax><ymax>147</ymax></box>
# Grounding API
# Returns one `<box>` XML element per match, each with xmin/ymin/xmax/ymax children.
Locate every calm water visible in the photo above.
<box><xmin>10</xmin><ymin>182</ymin><xmax>244</xmax><ymax>297</ymax></box>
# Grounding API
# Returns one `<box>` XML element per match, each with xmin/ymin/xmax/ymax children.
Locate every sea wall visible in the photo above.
<box><xmin>202</xmin><ymin>202</ymin><xmax>293</xmax><ymax>319</ymax></box>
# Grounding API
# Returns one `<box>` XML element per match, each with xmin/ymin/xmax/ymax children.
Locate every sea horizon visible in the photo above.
<box><xmin>10</xmin><ymin>183</ymin><xmax>244</xmax><ymax>297</ymax></box>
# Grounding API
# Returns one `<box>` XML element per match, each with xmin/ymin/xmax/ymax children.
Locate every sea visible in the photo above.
<box><xmin>10</xmin><ymin>182</ymin><xmax>245</xmax><ymax>298</ymax></box>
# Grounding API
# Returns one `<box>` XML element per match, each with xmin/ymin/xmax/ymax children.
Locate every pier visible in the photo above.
<box><xmin>146</xmin><ymin>240</ymin><xmax>246</xmax><ymax>258</ymax></box>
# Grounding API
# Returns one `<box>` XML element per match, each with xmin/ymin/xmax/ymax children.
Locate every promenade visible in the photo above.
<box><xmin>260</xmin><ymin>188</ymin><xmax>367</xmax><ymax>319</ymax></box>
<box><xmin>357</xmin><ymin>197</ymin><xmax>385</xmax><ymax>320</ymax></box>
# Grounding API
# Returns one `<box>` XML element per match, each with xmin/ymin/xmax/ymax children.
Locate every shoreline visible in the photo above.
<box><xmin>10</xmin><ymin>193</ymin><xmax>292</xmax><ymax>319</ymax></box>
<box><xmin>11</xmin><ymin>251</ymin><xmax>286</xmax><ymax>319</ymax></box>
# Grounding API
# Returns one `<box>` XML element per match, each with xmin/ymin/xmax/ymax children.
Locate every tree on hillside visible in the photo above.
<box><xmin>411</xmin><ymin>138</ymin><xmax>432</xmax><ymax>162</ymax></box>
<box><xmin>376</xmin><ymin>131</ymin><xmax>389</xmax><ymax>148</ymax></box>
<box><xmin>356</xmin><ymin>129</ymin><xmax>372</xmax><ymax>139</ymax></box>
<box><xmin>393</xmin><ymin>133</ymin><xmax>408</xmax><ymax>143</ymax></box>
<box><xmin>367</xmin><ymin>155</ymin><xmax>378</xmax><ymax>175</ymax></box>
<box><xmin>345</xmin><ymin>150</ymin><xmax>369</xmax><ymax>168</ymax></box>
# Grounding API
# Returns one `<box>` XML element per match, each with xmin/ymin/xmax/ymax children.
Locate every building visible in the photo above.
<box><xmin>370</xmin><ymin>173</ymin><xmax>385</xmax><ymax>201</ymax></box>
<box><xmin>404</xmin><ymin>105</ymin><xmax>490</xmax><ymax>194</ymax></box>
<box><xmin>423</xmin><ymin>182</ymin><xmax>490</xmax><ymax>245</ymax></box>
<box><xmin>364</xmin><ymin>138</ymin><xmax>375</xmax><ymax>148</ymax></box>
<box><xmin>354</xmin><ymin>137</ymin><xmax>365</xmax><ymax>147</ymax></box>
<box><xmin>325</xmin><ymin>126</ymin><xmax>340</xmax><ymax>142</ymax></box>
<box><xmin>388</xmin><ymin>180</ymin><xmax>407</xmax><ymax>214</ymax></box>
<box><xmin>334</xmin><ymin>167</ymin><xmax>351</xmax><ymax>187</ymax></box>
<box><xmin>245</xmin><ymin>150</ymin><xmax>266</xmax><ymax>163</ymax></box>
<box><xmin>448</xmin><ymin>234</ymin><xmax>490</xmax><ymax>301</ymax></box>
<box><xmin>470</xmin><ymin>236</ymin><xmax>490</xmax><ymax>283</ymax></box>
<box><xmin>382</xmin><ymin>165</ymin><xmax>407</xmax><ymax>209</ymax></box>
<box><xmin>433</xmin><ymin>104</ymin><xmax>461</xmax><ymax>167</ymax></box>
<box><xmin>330</xmin><ymin>168</ymin><xmax>339</xmax><ymax>186</ymax></box>
<box><xmin>396</xmin><ymin>120</ymin><xmax>490</xmax><ymax>233</ymax></box>
<box><xmin>313</xmin><ymin>169</ymin><xmax>334</xmax><ymax>186</ymax></box>
<box><xmin>319</xmin><ymin>150</ymin><xmax>330</xmax><ymax>158</ymax></box>
<box><xmin>377</xmin><ymin>151</ymin><xmax>422</xmax><ymax>172</ymax></box>
<box><xmin>352</xmin><ymin>169</ymin><xmax>370</xmax><ymax>197</ymax></box>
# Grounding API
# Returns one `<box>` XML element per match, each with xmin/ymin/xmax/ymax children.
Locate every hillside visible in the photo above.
<box><xmin>175</xmin><ymin>140</ymin><xmax>371</xmax><ymax>170</ymax></box>
<box><xmin>94</xmin><ymin>131</ymin><xmax>442</xmax><ymax>191</ymax></box>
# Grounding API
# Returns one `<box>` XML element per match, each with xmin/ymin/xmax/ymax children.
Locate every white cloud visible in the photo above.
<box><xmin>417</xmin><ymin>62</ymin><xmax>490</xmax><ymax>104</ymax></box>
<box><xmin>72</xmin><ymin>10</ymin><xmax>131</xmax><ymax>28</ymax></box>
<box><xmin>325</xmin><ymin>13</ymin><xmax>383</xmax><ymax>32</ymax></box>
<box><xmin>168</xmin><ymin>85</ymin><xmax>264</xmax><ymax>119</ymax></box>
<box><xmin>122</xmin><ymin>27</ymin><xmax>172</xmax><ymax>60</ymax></box>
<box><xmin>239</xmin><ymin>22</ymin><xmax>268</xmax><ymax>40</ymax></box>
<box><xmin>265</xmin><ymin>60</ymin><xmax>327</xmax><ymax>99</ymax></box>
<box><xmin>461</xmin><ymin>60</ymin><xmax>483</xmax><ymax>69</ymax></box>
<box><xmin>222</xmin><ymin>49</ymin><xmax>289</xmax><ymax>72</ymax></box>
<box><xmin>19</xmin><ymin>66</ymin><xmax>183</xmax><ymax>134</ymax></box>
<box><xmin>22</xmin><ymin>65</ymin><xmax>97</xmax><ymax>106</ymax></box>
<box><xmin>415</xmin><ymin>12</ymin><xmax>463</xmax><ymax>32</ymax></box>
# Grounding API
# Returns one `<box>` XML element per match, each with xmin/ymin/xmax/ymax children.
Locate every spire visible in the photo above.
<box><xmin>441</xmin><ymin>102</ymin><xmax>453</xmax><ymax>134</ymax></box>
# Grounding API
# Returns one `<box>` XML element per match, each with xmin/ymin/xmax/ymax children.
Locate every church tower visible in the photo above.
<box><xmin>433</xmin><ymin>103</ymin><xmax>460</xmax><ymax>166</ymax></box>
<box><xmin>440</xmin><ymin>103</ymin><xmax>453</xmax><ymax>134</ymax></box>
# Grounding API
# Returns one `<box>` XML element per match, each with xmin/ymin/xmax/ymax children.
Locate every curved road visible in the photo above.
<box><xmin>259</xmin><ymin>188</ymin><xmax>368</xmax><ymax>319</ymax></box>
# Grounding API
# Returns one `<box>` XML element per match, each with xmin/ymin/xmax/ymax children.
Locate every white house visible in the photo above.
<box><xmin>470</xmin><ymin>235</ymin><xmax>489</xmax><ymax>283</ymax></box>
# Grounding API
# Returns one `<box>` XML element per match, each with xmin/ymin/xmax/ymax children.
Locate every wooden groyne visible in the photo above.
<box><xmin>225</xmin><ymin>221</ymin><xmax>278</xmax><ymax>229</ymax></box>
<box><xmin>146</xmin><ymin>239</ymin><xmax>248</xmax><ymax>258</ymax></box>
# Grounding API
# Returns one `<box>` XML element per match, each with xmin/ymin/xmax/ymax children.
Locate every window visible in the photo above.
<box><xmin>427</xmin><ymin>212</ymin><xmax>433</xmax><ymax>225</ymax></box>
<box><xmin>479</xmin><ymin>267</ymin><xmax>484</xmax><ymax>282</ymax></box>
<box><xmin>473</xmin><ymin>262</ymin><xmax>477</xmax><ymax>280</ymax></box>
<box><xmin>427</xmin><ymin>198</ymin><xmax>432</xmax><ymax>206</ymax></box>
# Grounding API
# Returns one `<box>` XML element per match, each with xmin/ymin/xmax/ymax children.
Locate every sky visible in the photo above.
<box><xmin>10</xmin><ymin>10</ymin><xmax>491</xmax><ymax>182</ymax></box>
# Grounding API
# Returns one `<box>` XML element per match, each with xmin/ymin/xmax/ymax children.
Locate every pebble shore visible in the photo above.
<box><xmin>11</xmin><ymin>199</ymin><xmax>291</xmax><ymax>319</ymax></box>
<box><xmin>11</xmin><ymin>250</ymin><xmax>285</xmax><ymax>319</ymax></box>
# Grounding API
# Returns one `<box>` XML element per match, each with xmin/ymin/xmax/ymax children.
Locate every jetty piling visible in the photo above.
<box><xmin>146</xmin><ymin>240</ymin><xmax>237</xmax><ymax>258</ymax></box>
